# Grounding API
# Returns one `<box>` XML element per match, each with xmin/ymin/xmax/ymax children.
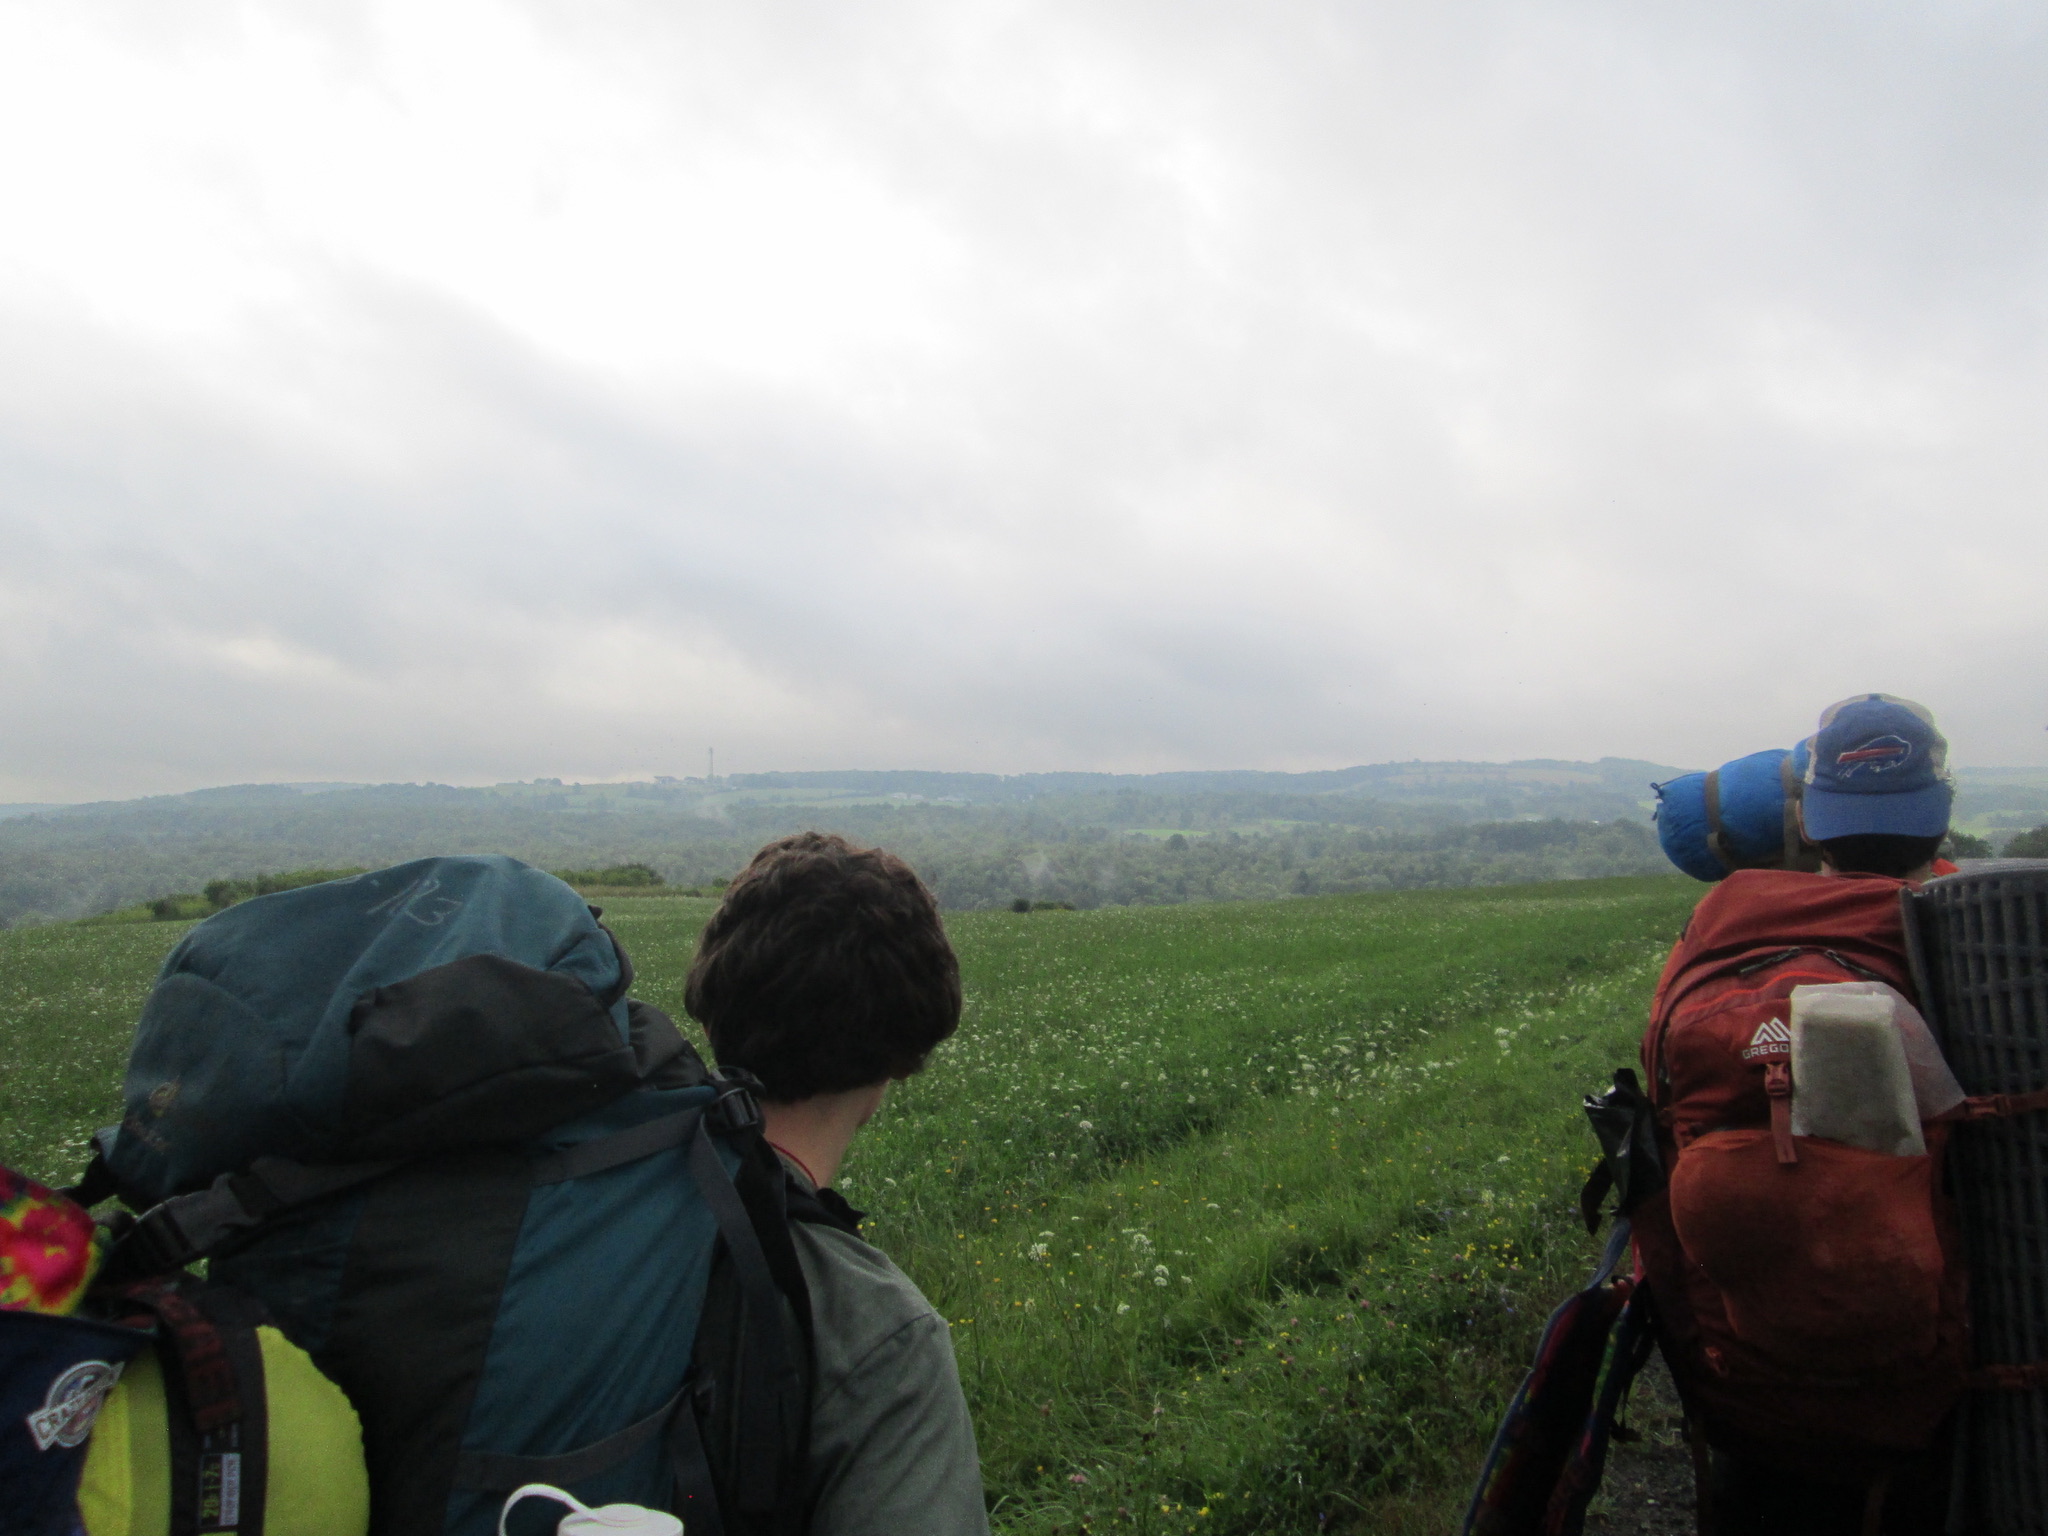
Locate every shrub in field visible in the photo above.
<box><xmin>2003</xmin><ymin>824</ymin><xmax>2048</xmax><ymax>858</ymax></box>
<box><xmin>200</xmin><ymin>867</ymin><xmax>369</xmax><ymax>911</ymax></box>
<box><xmin>552</xmin><ymin>861</ymin><xmax>668</xmax><ymax>888</ymax></box>
<box><xmin>147</xmin><ymin>893</ymin><xmax>213</xmax><ymax>921</ymax></box>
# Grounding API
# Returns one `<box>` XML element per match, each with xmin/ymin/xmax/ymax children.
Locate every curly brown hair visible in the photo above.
<box><xmin>684</xmin><ymin>832</ymin><xmax>962</xmax><ymax>1100</ymax></box>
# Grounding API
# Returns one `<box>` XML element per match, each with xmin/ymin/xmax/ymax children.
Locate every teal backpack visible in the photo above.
<box><xmin>81</xmin><ymin>856</ymin><xmax>828</xmax><ymax>1536</ymax></box>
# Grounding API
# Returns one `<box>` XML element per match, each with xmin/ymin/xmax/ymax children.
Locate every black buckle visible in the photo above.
<box><xmin>706</xmin><ymin>1068</ymin><xmax>764</xmax><ymax>1134</ymax></box>
<box><xmin>97</xmin><ymin>1169</ymin><xmax>282</xmax><ymax>1284</ymax></box>
<box><xmin>101</xmin><ymin>1204</ymin><xmax>201</xmax><ymax>1283</ymax></box>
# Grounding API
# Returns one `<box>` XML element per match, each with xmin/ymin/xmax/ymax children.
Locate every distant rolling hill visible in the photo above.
<box><xmin>0</xmin><ymin>758</ymin><xmax>1712</xmax><ymax>926</ymax></box>
<box><xmin>4</xmin><ymin>757</ymin><xmax>2036</xmax><ymax>927</ymax></box>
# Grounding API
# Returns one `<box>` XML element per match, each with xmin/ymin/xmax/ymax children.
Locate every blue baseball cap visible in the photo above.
<box><xmin>1799</xmin><ymin>693</ymin><xmax>1953</xmax><ymax>840</ymax></box>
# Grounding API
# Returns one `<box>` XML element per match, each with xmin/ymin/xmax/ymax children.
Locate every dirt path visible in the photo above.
<box><xmin>1584</xmin><ymin>1353</ymin><xmax>1698</xmax><ymax>1536</ymax></box>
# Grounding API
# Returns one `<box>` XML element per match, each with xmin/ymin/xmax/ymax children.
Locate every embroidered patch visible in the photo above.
<box><xmin>1836</xmin><ymin>735</ymin><xmax>1912</xmax><ymax>775</ymax></box>
<box><xmin>26</xmin><ymin>1358</ymin><xmax>124</xmax><ymax>1450</ymax></box>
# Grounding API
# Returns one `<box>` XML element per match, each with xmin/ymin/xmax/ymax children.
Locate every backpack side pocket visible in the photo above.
<box><xmin>1669</xmin><ymin>1128</ymin><xmax>1943</xmax><ymax>1376</ymax></box>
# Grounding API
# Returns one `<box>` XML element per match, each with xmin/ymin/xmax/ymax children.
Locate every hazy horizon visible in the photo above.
<box><xmin>13</xmin><ymin>752</ymin><xmax>2048</xmax><ymax>815</ymax></box>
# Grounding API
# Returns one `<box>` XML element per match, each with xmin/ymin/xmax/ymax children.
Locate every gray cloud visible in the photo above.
<box><xmin>2</xmin><ymin>1</ymin><xmax>2045</xmax><ymax>801</ymax></box>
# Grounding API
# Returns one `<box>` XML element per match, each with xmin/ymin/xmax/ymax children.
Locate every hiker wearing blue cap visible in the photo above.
<box><xmin>1627</xmin><ymin>692</ymin><xmax>1968</xmax><ymax>1536</ymax></box>
<box><xmin>1799</xmin><ymin>693</ymin><xmax>1954</xmax><ymax>884</ymax></box>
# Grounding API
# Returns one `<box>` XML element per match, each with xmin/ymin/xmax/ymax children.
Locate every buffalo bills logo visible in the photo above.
<box><xmin>1835</xmin><ymin>735</ymin><xmax>1913</xmax><ymax>776</ymax></box>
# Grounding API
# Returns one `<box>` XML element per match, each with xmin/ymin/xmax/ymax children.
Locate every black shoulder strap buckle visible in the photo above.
<box><xmin>103</xmin><ymin>1203</ymin><xmax>206</xmax><ymax>1282</ymax></box>
<box><xmin>103</xmin><ymin>1172</ymin><xmax>281</xmax><ymax>1282</ymax></box>
<box><xmin>706</xmin><ymin>1068</ymin><xmax>765</xmax><ymax>1135</ymax></box>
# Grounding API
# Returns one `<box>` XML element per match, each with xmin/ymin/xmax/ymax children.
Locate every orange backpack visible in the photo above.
<box><xmin>1631</xmin><ymin>869</ymin><xmax>1970</xmax><ymax>1478</ymax></box>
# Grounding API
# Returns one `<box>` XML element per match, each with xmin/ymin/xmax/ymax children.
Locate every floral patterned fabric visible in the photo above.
<box><xmin>0</xmin><ymin>1167</ymin><xmax>99</xmax><ymax>1316</ymax></box>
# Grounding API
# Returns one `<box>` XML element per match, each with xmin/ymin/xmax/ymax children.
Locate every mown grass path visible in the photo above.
<box><xmin>0</xmin><ymin>875</ymin><xmax>1702</xmax><ymax>1532</ymax></box>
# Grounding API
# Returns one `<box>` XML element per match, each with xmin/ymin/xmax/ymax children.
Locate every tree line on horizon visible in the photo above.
<box><xmin>4</xmin><ymin>780</ymin><xmax>2042</xmax><ymax>929</ymax></box>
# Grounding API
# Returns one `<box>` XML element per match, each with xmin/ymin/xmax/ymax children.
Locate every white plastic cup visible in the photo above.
<box><xmin>499</xmin><ymin>1483</ymin><xmax>685</xmax><ymax>1536</ymax></box>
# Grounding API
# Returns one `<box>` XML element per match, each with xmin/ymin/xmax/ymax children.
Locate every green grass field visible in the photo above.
<box><xmin>0</xmin><ymin>875</ymin><xmax>1703</xmax><ymax>1532</ymax></box>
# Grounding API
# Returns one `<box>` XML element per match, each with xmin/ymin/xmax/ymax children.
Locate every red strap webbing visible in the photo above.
<box><xmin>1765</xmin><ymin>1063</ymin><xmax>1797</xmax><ymax>1164</ymax></box>
<box><xmin>1938</xmin><ymin>1088</ymin><xmax>2048</xmax><ymax>1122</ymax></box>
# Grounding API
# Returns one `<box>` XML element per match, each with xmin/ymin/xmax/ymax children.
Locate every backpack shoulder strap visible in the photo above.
<box><xmin>682</xmin><ymin>1134</ymin><xmax>842</xmax><ymax>1536</ymax></box>
<box><xmin>678</xmin><ymin>1107</ymin><xmax>819</xmax><ymax>1536</ymax></box>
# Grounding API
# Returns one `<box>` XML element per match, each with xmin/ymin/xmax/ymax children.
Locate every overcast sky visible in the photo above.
<box><xmin>3</xmin><ymin>1</ymin><xmax>2044</xmax><ymax>802</ymax></box>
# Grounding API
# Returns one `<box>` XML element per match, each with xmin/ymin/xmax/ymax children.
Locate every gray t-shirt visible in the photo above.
<box><xmin>787</xmin><ymin>1180</ymin><xmax>990</xmax><ymax>1536</ymax></box>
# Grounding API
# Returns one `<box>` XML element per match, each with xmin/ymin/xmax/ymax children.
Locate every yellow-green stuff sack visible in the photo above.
<box><xmin>77</xmin><ymin>1319</ymin><xmax>368</xmax><ymax>1536</ymax></box>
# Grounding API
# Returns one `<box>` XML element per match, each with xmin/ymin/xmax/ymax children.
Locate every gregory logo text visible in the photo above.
<box><xmin>1740</xmin><ymin>1018</ymin><xmax>1791</xmax><ymax>1061</ymax></box>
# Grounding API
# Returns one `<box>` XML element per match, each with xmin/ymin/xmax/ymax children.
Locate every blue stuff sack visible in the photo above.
<box><xmin>108</xmin><ymin>856</ymin><xmax>639</xmax><ymax>1202</ymax></box>
<box><xmin>1653</xmin><ymin>746</ymin><xmax>1814</xmax><ymax>883</ymax></box>
<box><xmin>0</xmin><ymin>1309</ymin><xmax>151</xmax><ymax>1536</ymax></box>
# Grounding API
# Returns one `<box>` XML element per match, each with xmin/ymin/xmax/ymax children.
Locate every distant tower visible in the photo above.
<box><xmin>708</xmin><ymin>747</ymin><xmax>715</xmax><ymax>783</ymax></box>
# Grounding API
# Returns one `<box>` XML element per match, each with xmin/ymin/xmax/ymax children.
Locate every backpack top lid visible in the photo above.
<box><xmin>1652</xmin><ymin>866</ymin><xmax>1916</xmax><ymax>1021</ymax></box>
<box><xmin>1653</xmin><ymin>746</ymin><xmax>1810</xmax><ymax>882</ymax></box>
<box><xmin>111</xmin><ymin>856</ymin><xmax>641</xmax><ymax>1202</ymax></box>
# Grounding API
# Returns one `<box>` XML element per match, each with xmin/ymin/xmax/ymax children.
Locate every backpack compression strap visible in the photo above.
<box><xmin>96</xmin><ymin>1157</ymin><xmax>402</xmax><ymax>1286</ymax></box>
<box><xmin>1937</xmin><ymin>1088</ymin><xmax>2048</xmax><ymax>1122</ymax></box>
<box><xmin>1703</xmin><ymin>762</ymin><xmax>1808</xmax><ymax>874</ymax></box>
<box><xmin>1702</xmin><ymin>770</ymin><xmax>1736</xmax><ymax>874</ymax></box>
<box><xmin>1778</xmin><ymin>752</ymin><xmax>1804</xmax><ymax>869</ymax></box>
